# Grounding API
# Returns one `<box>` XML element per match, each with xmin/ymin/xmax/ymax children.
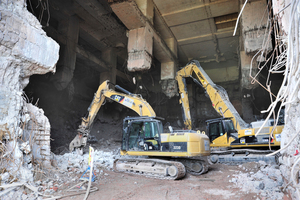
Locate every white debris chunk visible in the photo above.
<box><xmin>230</xmin><ymin>162</ymin><xmax>285</xmax><ymax>199</ymax></box>
<box><xmin>20</xmin><ymin>141</ymin><xmax>31</xmax><ymax>154</ymax></box>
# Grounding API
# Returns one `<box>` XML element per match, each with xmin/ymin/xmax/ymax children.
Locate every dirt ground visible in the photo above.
<box><xmin>58</xmin><ymin>163</ymin><xmax>291</xmax><ymax>200</ymax></box>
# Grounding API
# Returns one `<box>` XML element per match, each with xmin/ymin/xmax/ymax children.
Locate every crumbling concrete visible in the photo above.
<box><xmin>240</xmin><ymin>0</ymin><xmax>272</xmax><ymax>54</ymax></box>
<box><xmin>268</xmin><ymin>1</ymin><xmax>300</xmax><ymax>199</ymax></box>
<box><xmin>127</xmin><ymin>22</ymin><xmax>153</xmax><ymax>72</ymax></box>
<box><xmin>0</xmin><ymin>0</ymin><xmax>59</xmax><ymax>168</ymax></box>
<box><xmin>230</xmin><ymin>162</ymin><xmax>285</xmax><ymax>199</ymax></box>
<box><xmin>23</xmin><ymin>103</ymin><xmax>51</xmax><ymax>166</ymax></box>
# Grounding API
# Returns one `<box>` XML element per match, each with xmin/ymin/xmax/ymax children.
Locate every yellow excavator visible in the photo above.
<box><xmin>175</xmin><ymin>60</ymin><xmax>284</xmax><ymax>164</ymax></box>
<box><xmin>69</xmin><ymin>80</ymin><xmax>210</xmax><ymax>179</ymax></box>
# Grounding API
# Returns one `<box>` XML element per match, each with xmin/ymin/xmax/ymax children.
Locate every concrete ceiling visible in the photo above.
<box><xmin>152</xmin><ymin>0</ymin><xmax>240</xmax><ymax>65</ymax></box>
<box><xmin>28</xmin><ymin>0</ymin><xmax>241</xmax><ymax>87</ymax></box>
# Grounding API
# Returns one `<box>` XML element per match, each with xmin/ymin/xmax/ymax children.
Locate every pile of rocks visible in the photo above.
<box><xmin>230</xmin><ymin>161</ymin><xmax>287</xmax><ymax>199</ymax></box>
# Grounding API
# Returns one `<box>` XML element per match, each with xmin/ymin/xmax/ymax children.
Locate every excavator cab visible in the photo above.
<box><xmin>121</xmin><ymin>116</ymin><xmax>163</xmax><ymax>151</ymax></box>
<box><xmin>206</xmin><ymin>118</ymin><xmax>238</xmax><ymax>144</ymax></box>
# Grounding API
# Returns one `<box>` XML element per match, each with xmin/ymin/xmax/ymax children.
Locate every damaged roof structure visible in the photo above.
<box><xmin>0</xmin><ymin>0</ymin><xmax>300</xmax><ymax>199</ymax></box>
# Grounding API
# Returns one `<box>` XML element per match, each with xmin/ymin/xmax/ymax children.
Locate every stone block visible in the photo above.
<box><xmin>128</xmin><ymin>25</ymin><xmax>153</xmax><ymax>54</ymax></box>
<box><xmin>127</xmin><ymin>50</ymin><xmax>151</xmax><ymax>71</ymax></box>
<box><xmin>161</xmin><ymin>62</ymin><xmax>175</xmax><ymax>80</ymax></box>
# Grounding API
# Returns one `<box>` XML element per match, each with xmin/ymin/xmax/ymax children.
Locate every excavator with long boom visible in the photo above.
<box><xmin>175</xmin><ymin>60</ymin><xmax>284</xmax><ymax>164</ymax></box>
<box><xmin>69</xmin><ymin>80</ymin><xmax>210</xmax><ymax>179</ymax></box>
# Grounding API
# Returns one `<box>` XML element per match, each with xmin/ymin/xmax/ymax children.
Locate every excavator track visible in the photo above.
<box><xmin>209</xmin><ymin>149</ymin><xmax>279</xmax><ymax>165</ymax></box>
<box><xmin>173</xmin><ymin>158</ymin><xmax>209</xmax><ymax>176</ymax></box>
<box><xmin>113</xmin><ymin>158</ymin><xmax>186</xmax><ymax>180</ymax></box>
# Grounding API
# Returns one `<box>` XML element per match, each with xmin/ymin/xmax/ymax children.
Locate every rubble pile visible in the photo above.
<box><xmin>0</xmin><ymin>148</ymin><xmax>120</xmax><ymax>200</ymax></box>
<box><xmin>230</xmin><ymin>161</ymin><xmax>288</xmax><ymax>199</ymax></box>
<box><xmin>0</xmin><ymin>0</ymin><xmax>59</xmax><ymax>199</ymax></box>
<box><xmin>56</xmin><ymin>149</ymin><xmax>118</xmax><ymax>174</ymax></box>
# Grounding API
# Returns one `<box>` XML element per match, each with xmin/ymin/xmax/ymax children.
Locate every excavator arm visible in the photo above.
<box><xmin>175</xmin><ymin>60</ymin><xmax>249</xmax><ymax>130</ymax></box>
<box><xmin>69</xmin><ymin>80</ymin><xmax>156</xmax><ymax>153</ymax></box>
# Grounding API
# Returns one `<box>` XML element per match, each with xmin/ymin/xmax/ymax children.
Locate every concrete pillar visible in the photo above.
<box><xmin>161</xmin><ymin>62</ymin><xmax>176</xmax><ymax>80</ymax></box>
<box><xmin>160</xmin><ymin>37</ymin><xmax>178</xmax><ymax>98</ymax></box>
<box><xmin>52</xmin><ymin>15</ymin><xmax>79</xmax><ymax>90</ymax></box>
<box><xmin>161</xmin><ymin>38</ymin><xmax>177</xmax><ymax>80</ymax></box>
<box><xmin>239</xmin><ymin>0</ymin><xmax>271</xmax><ymax>122</ymax></box>
<box><xmin>100</xmin><ymin>48</ymin><xmax>117</xmax><ymax>84</ymax></box>
<box><xmin>240</xmin><ymin>0</ymin><xmax>272</xmax><ymax>54</ymax></box>
<box><xmin>127</xmin><ymin>22</ymin><xmax>153</xmax><ymax>72</ymax></box>
<box><xmin>135</xmin><ymin>0</ymin><xmax>154</xmax><ymax>24</ymax></box>
<box><xmin>240</xmin><ymin>51</ymin><xmax>258</xmax><ymax>122</ymax></box>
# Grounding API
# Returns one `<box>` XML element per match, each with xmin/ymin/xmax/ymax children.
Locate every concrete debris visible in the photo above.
<box><xmin>20</xmin><ymin>141</ymin><xmax>31</xmax><ymax>154</ymax></box>
<box><xmin>56</xmin><ymin>149</ymin><xmax>117</xmax><ymax>173</ymax></box>
<box><xmin>0</xmin><ymin>147</ymin><xmax>114</xmax><ymax>199</ymax></box>
<box><xmin>0</xmin><ymin>0</ymin><xmax>59</xmax><ymax>199</ymax></box>
<box><xmin>230</xmin><ymin>162</ymin><xmax>285</xmax><ymax>200</ymax></box>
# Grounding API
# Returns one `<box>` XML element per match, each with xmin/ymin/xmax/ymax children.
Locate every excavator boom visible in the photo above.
<box><xmin>176</xmin><ymin>60</ymin><xmax>283</xmax><ymax>164</ymax></box>
<box><xmin>69</xmin><ymin>80</ymin><xmax>156</xmax><ymax>152</ymax></box>
<box><xmin>176</xmin><ymin>60</ymin><xmax>248</xmax><ymax>130</ymax></box>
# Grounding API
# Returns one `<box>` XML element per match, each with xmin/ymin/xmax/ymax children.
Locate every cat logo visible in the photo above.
<box><xmin>114</xmin><ymin>95</ymin><xmax>121</xmax><ymax>102</ymax></box>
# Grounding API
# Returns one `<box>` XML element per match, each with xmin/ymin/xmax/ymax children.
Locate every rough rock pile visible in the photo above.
<box><xmin>230</xmin><ymin>161</ymin><xmax>288</xmax><ymax>199</ymax></box>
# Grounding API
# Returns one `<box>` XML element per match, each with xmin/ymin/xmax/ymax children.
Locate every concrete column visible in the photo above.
<box><xmin>127</xmin><ymin>22</ymin><xmax>153</xmax><ymax>72</ymax></box>
<box><xmin>100</xmin><ymin>48</ymin><xmax>117</xmax><ymax>84</ymax></box>
<box><xmin>52</xmin><ymin>15</ymin><xmax>79</xmax><ymax>90</ymax></box>
<box><xmin>239</xmin><ymin>0</ymin><xmax>271</xmax><ymax>122</ymax></box>
<box><xmin>240</xmin><ymin>0</ymin><xmax>272</xmax><ymax>54</ymax></box>
<box><xmin>135</xmin><ymin>0</ymin><xmax>154</xmax><ymax>24</ymax></box>
<box><xmin>161</xmin><ymin>37</ymin><xmax>177</xmax><ymax>80</ymax></box>
<box><xmin>240</xmin><ymin>51</ymin><xmax>258</xmax><ymax>122</ymax></box>
<box><xmin>161</xmin><ymin>62</ymin><xmax>176</xmax><ymax>80</ymax></box>
<box><xmin>160</xmin><ymin>37</ymin><xmax>178</xmax><ymax>98</ymax></box>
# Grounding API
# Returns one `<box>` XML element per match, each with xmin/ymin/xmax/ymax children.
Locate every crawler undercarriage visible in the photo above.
<box><xmin>209</xmin><ymin>148</ymin><xmax>279</xmax><ymax>165</ymax></box>
<box><xmin>114</xmin><ymin>157</ymin><xmax>208</xmax><ymax>180</ymax></box>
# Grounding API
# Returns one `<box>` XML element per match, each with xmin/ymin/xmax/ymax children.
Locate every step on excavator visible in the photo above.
<box><xmin>175</xmin><ymin>60</ymin><xmax>284</xmax><ymax>164</ymax></box>
<box><xmin>69</xmin><ymin>80</ymin><xmax>210</xmax><ymax>180</ymax></box>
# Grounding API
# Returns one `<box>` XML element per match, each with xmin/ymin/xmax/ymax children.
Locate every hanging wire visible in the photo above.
<box><xmin>27</xmin><ymin>0</ymin><xmax>50</xmax><ymax>27</ymax></box>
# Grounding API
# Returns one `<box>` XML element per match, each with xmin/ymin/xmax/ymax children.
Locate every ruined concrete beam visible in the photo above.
<box><xmin>75</xmin><ymin>46</ymin><xmax>131</xmax><ymax>81</ymax></box>
<box><xmin>109</xmin><ymin>0</ymin><xmax>146</xmax><ymax>29</ymax></box>
<box><xmin>110</xmin><ymin>0</ymin><xmax>177</xmax><ymax>64</ymax></box>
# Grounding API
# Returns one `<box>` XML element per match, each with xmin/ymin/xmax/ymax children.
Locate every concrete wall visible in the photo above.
<box><xmin>0</xmin><ymin>0</ymin><xmax>59</xmax><ymax>166</ymax></box>
<box><xmin>271</xmin><ymin>1</ymin><xmax>300</xmax><ymax>199</ymax></box>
